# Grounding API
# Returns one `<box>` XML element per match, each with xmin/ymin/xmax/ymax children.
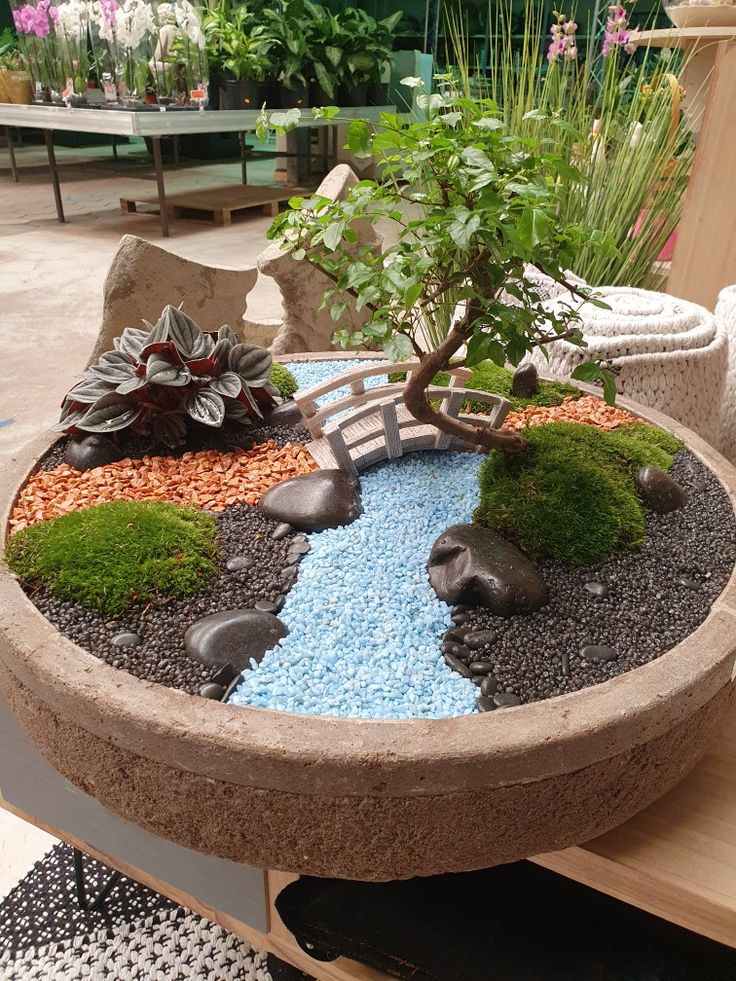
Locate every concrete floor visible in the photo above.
<box><xmin>0</xmin><ymin>134</ymin><xmax>285</xmax><ymax>897</ymax></box>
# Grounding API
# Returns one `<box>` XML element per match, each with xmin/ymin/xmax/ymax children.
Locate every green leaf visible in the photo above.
<box><xmin>461</xmin><ymin>146</ymin><xmax>494</xmax><ymax>170</ymax></box>
<box><xmin>570</xmin><ymin>362</ymin><xmax>601</xmax><ymax>383</ymax></box>
<box><xmin>269</xmin><ymin>108</ymin><xmax>301</xmax><ymax>132</ymax></box>
<box><xmin>518</xmin><ymin>208</ymin><xmax>551</xmax><ymax>250</ymax></box>
<box><xmin>449</xmin><ymin>213</ymin><xmax>481</xmax><ymax>250</ymax></box>
<box><xmin>522</xmin><ymin>108</ymin><xmax>547</xmax><ymax>121</ymax></box>
<box><xmin>400</xmin><ymin>76</ymin><xmax>423</xmax><ymax>89</ymax></box>
<box><xmin>384</xmin><ymin>334</ymin><xmax>414</xmax><ymax>362</ymax></box>
<box><xmin>330</xmin><ymin>299</ymin><xmax>348</xmax><ymax>322</ymax></box>
<box><xmin>473</xmin><ymin>116</ymin><xmax>505</xmax><ymax>131</ymax></box>
<box><xmin>323</xmin><ymin>220</ymin><xmax>345</xmax><ymax>251</ymax></box>
<box><xmin>403</xmin><ymin>282</ymin><xmax>422</xmax><ymax>308</ymax></box>
<box><xmin>347</xmin><ymin>120</ymin><xmax>372</xmax><ymax>159</ymax></box>
<box><xmin>465</xmin><ymin>333</ymin><xmax>505</xmax><ymax>368</ymax></box>
<box><xmin>312</xmin><ymin>105</ymin><xmax>340</xmax><ymax>120</ymax></box>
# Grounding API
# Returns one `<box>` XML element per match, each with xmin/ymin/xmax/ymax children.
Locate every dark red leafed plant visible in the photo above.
<box><xmin>55</xmin><ymin>305</ymin><xmax>277</xmax><ymax>449</ymax></box>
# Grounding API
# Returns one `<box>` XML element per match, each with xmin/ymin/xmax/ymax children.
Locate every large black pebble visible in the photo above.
<box><xmin>443</xmin><ymin>652</ymin><xmax>473</xmax><ymax>679</ymax></box>
<box><xmin>111</xmin><ymin>631</ymin><xmax>141</xmax><ymax>648</ymax></box>
<box><xmin>226</xmin><ymin>555</ymin><xmax>255</xmax><ymax>572</ymax></box>
<box><xmin>260</xmin><ymin>469</ymin><xmax>362</xmax><ymax>532</ymax></box>
<box><xmin>510</xmin><ymin>362</ymin><xmax>539</xmax><ymax>398</ymax></box>
<box><xmin>185</xmin><ymin>609</ymin><xmax>287</xmax><ymax>672</ymax></box>
<box><xmin>199</xmin><ymin>683</ymin><xmax>225</xmax><ymax>700</ymax></box>
<box><xmin>272</xmin><ymin>523</ymin><xmax>293</xmax><ymax>541</ymax></box>
<box><xmin>493</xmin><ymin>692</ymin><xmax>521</xmax><ymax>708</ymax></box>
<box><xmin>64</xmin><ymin>434</ymin><xmax>122</xmax><ymax>472</ymax></box>
<box><xmin>635</xmin><ymin>466</ymin><xmax>688</xmax><ymax>514</ymax></box>
<box><xmin>476</xmin><ymin>696</ymin><xmax>496</xmax><ymax>712</ymax></box>
<box><xmin>428</xmin><ymin>524</ymin><xmax>547</xmax><ymax>616</ymax></box>
<box><xmin>264</xmin><ymin>400</ymin><xmax>304</xmax><ymax>427</ymax></box>
<box><xmin>465</xmin><ymin>629</ymin><xmax>497</xmax><ymax>650</ymax></box>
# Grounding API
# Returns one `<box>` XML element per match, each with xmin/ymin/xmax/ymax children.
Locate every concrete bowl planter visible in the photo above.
<box><xmin>1</xmin><ymin>396</ymin><xmax>736</xmax><ymax>882</ymax></box>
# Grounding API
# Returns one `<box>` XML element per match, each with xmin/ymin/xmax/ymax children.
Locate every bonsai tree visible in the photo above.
<box><xmin>260</xmin><ymin>84</ymin><xmax>613</xmax><ymax>455</ymax></box>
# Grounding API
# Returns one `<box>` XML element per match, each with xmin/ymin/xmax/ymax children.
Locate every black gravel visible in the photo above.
<box><xmin>38</xmin><ymin>418</ymin><xmax>309</xmax><ymax>472</ymax></box>
<box><xmin>447</xmin><ymin>451</ymin><xmax>736</xmax><ymax>707</ymax></box>
<box><xmin>28</xmin><ymin>505</ymin><xmax>306</xmax><ymax>694</ymax></box>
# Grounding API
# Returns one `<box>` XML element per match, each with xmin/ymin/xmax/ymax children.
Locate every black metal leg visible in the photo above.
<box><xmin>43</xmin><ymin>129</ymin><xmax>65</xmax><ymax>223</ymax></box>
<box><xmin>151</xmin><ymin>136</ymin><xmax>170</xmax><ymax>237</ymax></box>
<box><xmin>173</xmin><ymin>135</ymin><xmax>179</xmax><ymax>166</ymax></box>
<box><xmin>5</xmin><ymin>127</ymin><xmax>19</xmax><ymax>183</ymax></box>
<box><xmin>72</xmin><ymin>848</ymin><xmax>122</xmax><ymax>912</ymax></box>
<box><xmin>240</xmin><ymin>131</ymin><xmax>247</xmax><ymax>185</ymax></box>
<box><xmin>111</xmin><ymin>134</ymin><xmax>118</xmax><ymax>161</ymax></box>
<box><xmin>330</xmin><ymin>123</ymin><xmax>338</xmax><ymax>169</ymax></box>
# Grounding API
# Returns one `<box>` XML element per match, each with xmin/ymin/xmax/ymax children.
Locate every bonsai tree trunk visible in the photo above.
<box><xmin>402</xmin><ymin>316</ymin><xmax>529</xmax><ymax>456</ymax></box>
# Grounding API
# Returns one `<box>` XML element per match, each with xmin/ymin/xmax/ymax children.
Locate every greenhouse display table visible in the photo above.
<box><xmin>0</xmin><ymin>103</ymin><xmax>391</xmax><ymax>237</ymax></box>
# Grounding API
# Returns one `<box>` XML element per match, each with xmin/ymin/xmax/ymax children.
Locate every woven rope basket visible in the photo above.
<box><xmin>529</xmin><ymin>287</ymin><xmax>727</xmax><ymax>449</ymax></box>
<box><xmin>715</xmin><ymin>285</ymin><xmax>736</xmax><ymax>462</ymax></box>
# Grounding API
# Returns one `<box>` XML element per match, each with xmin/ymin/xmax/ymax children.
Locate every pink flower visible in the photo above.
<box><xmin>602</xmin><ymin>4</ymin><xmax>636</xmax><ymax>57</ymax></box>
<box><xmin>547</xmin><ymin>12</ymin><xmax>578</xmax><ymax>62</ymax></box>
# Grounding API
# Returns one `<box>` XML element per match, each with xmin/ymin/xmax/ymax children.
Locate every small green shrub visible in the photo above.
<box><xmin>269</xmin><ymin>363</ymin><xmax>299</xmax><ymax>399</ymax></box>
<box><xmin>389</xmin><ymin>360</ymin><xmax>581</xmax><ymax>411</ymax></box>
<box><xmin>475</xmin><ymin>422</ymin><xmax>682</xmax><ymax>566</ymax></box>
<box><xmin>6</xmin><ymin>501</ymin><xmax>219</xmax><ymax>615</ymax></box>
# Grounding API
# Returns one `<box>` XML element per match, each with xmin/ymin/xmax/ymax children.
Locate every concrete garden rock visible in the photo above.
<box><xmin>427</xmin><ymin>524</ymin><xmax>548</xmax><ymax>616</ymax></box>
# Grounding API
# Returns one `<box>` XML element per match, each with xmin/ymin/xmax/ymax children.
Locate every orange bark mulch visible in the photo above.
<box><xmin>10</xmin><ymin>441</ymin><xmax>317</xmax><ymax>535</ymax></box>
<box><xmin>502</xmin><ymin>395</ymin><xmax>639</xmax><ymax>432</ymax></box>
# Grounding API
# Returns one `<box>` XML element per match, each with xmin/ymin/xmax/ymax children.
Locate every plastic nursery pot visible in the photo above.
<box><xmin>1</xmin><ymin>392</ymin><xmax>736</xmax><ymax>881</ymax></box>
<box><xmin>336</xmin><ymin>81</ymin><xmax>369</xmax><ymax>107</ymax></box>
<box><xmin>276</xmin><ymin>80</ymin><xmax>309</xmax><ymax>109</ymax></box>
<box><xmin>220</xmin><ymin>78</ymin><xmax>266</xmax><ymax>111</ymax></box>
<box><xmin>367</xmin><ymin>81</ymin><xmax>389</xmax><ymax>106</ymax></box>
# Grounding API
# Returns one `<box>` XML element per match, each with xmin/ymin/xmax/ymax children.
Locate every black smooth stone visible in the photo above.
<box><xmin>451</xmin><ymin>613</ymin><xmax>469</xmax><ymax>626</ymax></box>
<box><xmin>428</xmin><ymin>524</ymin><xmax>547</xmax><ymax>617</ymax></box>
<box><xmin>272</xmin><ymin>523</ymin><xmax>293</xmax><ymax>541</ymax></box>
<box><xmin>184</xmin><ymin>608</ymin><xmax>287</xmax><ymax>671</ymax></box>
<box><xmin>111</xmin><ymin>631</ymin><xmax>141</xmax><ymax>647</ymax></box>
<box><xmin>480</xmin><ymin>676</ymin><xmax>498</xmax><ymax>697</ymax></box>
<box><xmin>510</xmin><ymin>362</ymin><xmax>539</xmax><ymax>398</ymax></box>
<box><xmin>443</xmin><ymin>653</ymin><xmax>473</xmax><ymax>679</ymax></box>
<box><xmin>476</xmin><ymin>695</ymin><xmax>496</xmax><ymax>712</ymax></box>
<box><xmin>64</xmin><ymin>434</ymin><xmax>122</xmax><ymax>472</ymax></box>
<box><xmin>450</xmin><ymin>643</ymin><xmax>472</xmax><ymax>660</ymax></box>
<box><xmin>210</xmin><ymin>662</ymin><xmax>240</xmax><ymax>687</ymax></box>
<box><xmin>493</xmin><ymin>692</ymin><xmax>522</xmax><ymax>708</ymax></box>
<box><xmin>288</xmin><ymin>541</ymin><xmax>311</xmax><ymax>555</ymax></box>
<box><xmin>260</xmin><ymin>469</ymin><xmax>362</xmax><ymax>532</ymax></box>
<box><xmin>280</xmin><ymin>565</ymin><xmax>299</xmax><ymax>580</ymax></box>
<box><xmin>263</xmin><ymin>399</ymin><xmax>304</xmax><ymax>427</ymax></box>
<box><xmin>468</xmin><ymin>661</ymin><xmax>494</xmax><ymax>675</ymax></box>
<box><xmin>199</xmin><ymin>682</ymin><xmax>225</xmax><ymax>700</ymax></box>
<box><xmin>584</xmin><ymin>581</ymin><xmax>609</xmax><ymax>599</ymax></box>
<box><xmin>226</xmin><ymin>555</ymin><xmax>255</xmax><ymax>572</ymax></box>
<box><xmin>581</xmin><ymin>644</ymin><xmax>617</xmax><ymax>663</ymax></box>
<box><xmin>453</xmin><ymin>605</ymin><xmax>471</xmax><ymax>614</ymax></box>
<box><xmin>635</xmin><ymin>466</ymin><xmax>688</xmax><ymax>514</ymax></box>
<box><xmin>678</xmin><ymin>575</ymin><xmax>702</xmax><ymax>590</ymax></box>
<box><xmin>440</xmin><ymin>641</ymin><xmax>456</xmax><ymax>655</ymax></box>
<box><xmin>465</xmin><ymin>629</ymin><xmax>497</xmax><ymax>651</ymax></box>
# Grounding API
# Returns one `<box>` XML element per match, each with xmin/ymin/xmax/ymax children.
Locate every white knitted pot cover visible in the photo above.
<box><xmin>530</xmin><ymin>286</ymin><xmax>727</xmax><ymax>449</ymax></box>
<box><xmin>715</xmin><ymin>285</ymin><xmax>736</xmax><ymax>463</ymax></box>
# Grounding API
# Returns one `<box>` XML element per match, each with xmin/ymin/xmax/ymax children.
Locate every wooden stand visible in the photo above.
<box><xmin>120</xmin><ymin>184</ymin><xmax>296</xmax><ymax>226</ymax></box>
<box><xmin>631</xmin><ymin>29</ymin><xmax>736</xmax><ymax>308</ymax></box>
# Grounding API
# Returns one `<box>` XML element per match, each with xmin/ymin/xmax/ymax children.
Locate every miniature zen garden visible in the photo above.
<box><xmin>4</xmin><ymin>21</ymin><xmax>736</xmax><ymax>724</ymax></box>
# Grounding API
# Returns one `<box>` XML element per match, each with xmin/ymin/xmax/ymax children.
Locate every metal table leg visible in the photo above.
<box><xmin>111</xmin><ymin>134</ymin><xmax>118</xmax><ymax>161</ymax></box>
<box><xmin>240</xmin><ymin>131</ymin><xmax>248</xmax><ymax>185</ymax></box>
<box><xmin>5</xmin><ymin>127</ymin><xmax>19</xmax><ymax>183</ymax></box>
<box><xmin>151</xmin><ymin>136</ymin><xmax>170</xmax><ymax>238</ymax></box>
<box><xmin>173</xmin><ymin>135</ymin><xmax>179</xmax><ymax>166</ymax></box>
<box><xmin>43</xmin><ymin>129</ymin><xmax>65</xmax><ymax>223</ymax></box>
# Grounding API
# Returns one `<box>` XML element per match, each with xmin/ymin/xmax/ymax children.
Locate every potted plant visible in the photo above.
<box><xmin>204</xmin><ymin>0</ymin><xmax>272</xmax><ymax>109</ymax></box>
<box><xmin>336</xmin><ymin>7</ymin><xmax>403</xmax><ymax>107</ymax></box>
<box><xmin>300</xmin><ymin>0</ymin><xmax>342</xmax><ymax>104</ymax></box>
<box><xmin>0</xmin><ymin>27</ymin><xmax>33</xmax><ymax>104</ymax></box>
<box><xmin>260</xmin><ymin>83</ymin><xmax>614</xmax><ymax>453</ymax></box>
<box><xmin>261</xmin><ymin>0</ymin><xmax>309</xmax><ymax>108</ymax></box>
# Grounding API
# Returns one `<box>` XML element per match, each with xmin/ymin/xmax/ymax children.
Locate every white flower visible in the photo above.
<box><xmin>155</xmin><ymin>2</ymin><xmax>176</xmax><ymax>25</ymax></box>
<box><xmin>57</xmin><ymin>0</ymin><xmax>90</xmax><ymax>39</ymax></box>
<box><xmin>174</xmin><ymin>0</ymin><xmax>205</xmax><ymax>49</ymax></box>
<box><xmin>115</xmin><ymin>0</ymin><xmax>156</xmax><ymax>49</ymax></box>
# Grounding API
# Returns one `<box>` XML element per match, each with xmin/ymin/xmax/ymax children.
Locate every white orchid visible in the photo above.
<box><xmin>56</xmin><ymin>0</ymin><xmax>90</xmax><ymax>39</ymax></box>
<box><xmin>174</xmin><ymin>0</ymin><xmax>205</xmax><ymax>49</ymax></box>
<box><xmin>115</xmin><ymin>0</ymin><xmax>156</xmax><ymax>49</ymax></box>
<box><xmin>155</xmin><ymin>2</ymin><xmax>176</xmax><ymax>26</ymax></box>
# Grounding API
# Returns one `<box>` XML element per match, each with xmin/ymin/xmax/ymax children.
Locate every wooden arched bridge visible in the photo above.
<box><xmin>294</xmin><ymin>360</ymin><xmax>512</xmax><ymax>476</ymax></box>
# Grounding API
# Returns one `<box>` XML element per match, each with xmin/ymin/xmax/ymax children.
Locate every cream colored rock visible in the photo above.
<box><xmin>259</xmin><ymin>165</ymin><xmax>380</xmax><ymax>354</ymax></box>
<box><xmin>530</xmin><ymin>286</ymin><xmax>727</xmax><ymax>449</ymax></box>
<box><xmin>88</xmin><ymin>235</ymin><xmax>259</xmax><ymax>365</ymax></box>
<box><xmin>715</xmin><ymin>284</ymin><xmax>736</xmax><ymax>464</ymax></box>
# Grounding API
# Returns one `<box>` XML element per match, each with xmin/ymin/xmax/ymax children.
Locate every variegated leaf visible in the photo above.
<box><xmin>162</xmin><ymin>306</ymin><xmax>214</xmax><ymax>360</ymax></box>
<box><xmin>238</xmin><ymin>383</ymin><xmax>264</xmax><ymax>419</ymax></box>
<box><xmin>152</xmin><ymin>413</ymin><xmax>188</xmax><ymax>449</ymax></box>
<box><xmin>117</xmin><ymin>374</ymin><xmax>148</xmax><ymax>395</ymax></box>
<box><xmin>78</xmin><ymin>394</ymin><xmax>141</xmax><ymax>433</ymax></box>
<box><xmin>210</xmin><ymin>371</ymin><xmax>242</xmax><ymax>398</ymax></box>
<box><xmin>114</xmin><ymin>327</ymin><xmax>148</xmax><ymax>360</ymax></box>
<box><xmin>185</xmin><ymin>389</ymin><xmax>225</xmax><ymax>427</ymax></box>
<box><xmin>51</xmin><ymin>408</ymin><xmax>88</xmax><ymax>432</ymax></box>
<box><xmin>146</xmin><ymin>355</ymin><xmax>191</xmax><ymax>387</ymax></box>
<box><xmin>218</xmin><ymin>323</ymin><xmax>238</xmax><ymax>344</ymax></box>
<box><xmin>66</xmin><ymin>377</ymin><xmax>118</xmax><ymax>404</ymax></box>
<box><xmin>229</xmin><ymin>344</ymin><xmax>273</xmax><ymax>386</ymax></box>
<box><xmin>212</xmin><ymin>337</ymin><xmax>233</xmax><ymax>370</ymax></box>
<box><xmin>224</xmin><ymin>398</ymin><xmax>253</xmax><ymax>423</ymax></box>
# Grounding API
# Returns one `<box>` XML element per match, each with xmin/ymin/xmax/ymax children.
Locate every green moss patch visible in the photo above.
<box><xmin>389</xmin><ymin>360</ymin><xmax>581</xmax><ymax>411</ymax></box>
<box><xmin>6</xmin><ymin>501</ymin><xmax>219</xmax><ymax>616</ymax></box>
<box><xmin>475</xmin><ymin>422</ymin><xmax>682</xmax><ymax>566</ymax></box>
<box><xmin>269</xmin><ymin>363</ymin><xmax>299</xmax><ymax>399</ymax></box>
